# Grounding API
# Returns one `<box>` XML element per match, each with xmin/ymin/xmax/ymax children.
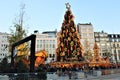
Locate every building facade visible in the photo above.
<box><xmin>0</xmin><ymin>32</ymin><xmax>11</xmax><ymax>62</ymax></box>
<box><xmin>94</xmin><ymin>31</ymin><xmax>111</xmax><ymax>60</ymax></box>
<box><xmin>1</xmin><ymin>30</ymin><xmax>120</xmax><ymax>64</ymax></box>
<box><xmin>77</xmin><ymin>23</ymin><xmax>94</xmax><ymax>55</ymax></box>
<box><xmin>34</xmin><ymin>31</ymin><xmax>57</xmax><ymax>63</ymax></box>
<box><xmin>108</xmin><ymin>34</ymin><xmax>120</xmax><ymax>63</ymax></box>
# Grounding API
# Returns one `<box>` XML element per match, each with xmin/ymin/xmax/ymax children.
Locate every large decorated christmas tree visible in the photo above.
<box><xmin>56</xmin><ymin>3</ymin><xmax>84</xmax><ymax>62</ymax></box>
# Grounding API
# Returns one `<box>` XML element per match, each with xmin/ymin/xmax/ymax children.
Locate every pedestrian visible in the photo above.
<box><xmin>68</xmin><ymin>70</ymin><xmax>72</xmax><ymax>79</ymax></box>
<box><xmin>68</xmin><ymin>67</ymin><xmax>72</xmax><ymax>79</ymax></box>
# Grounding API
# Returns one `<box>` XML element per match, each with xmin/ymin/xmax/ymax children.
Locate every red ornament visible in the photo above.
<box><xmin>68</xmin><ymin>50</ymin><xmax>70</xmax><ymax>55</ymax></box>
<box><xmin>74</xmin><ymin>45</ymin><xmax>76</xmax><ymax>50</ymax></box>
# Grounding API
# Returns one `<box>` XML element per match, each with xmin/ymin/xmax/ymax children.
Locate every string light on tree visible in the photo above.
<box><xmin>56</xmin><ymin>3</ymin><xmax>84</xmax><ymax>62</ymax></box>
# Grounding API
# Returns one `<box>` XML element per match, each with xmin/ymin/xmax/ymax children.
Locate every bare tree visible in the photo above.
<box><xmin>8</xmin><ymin>3</ymin><xmax>29</xmax><ymax>62</ymax></box>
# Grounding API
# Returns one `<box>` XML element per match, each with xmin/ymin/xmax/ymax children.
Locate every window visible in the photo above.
<box><xmin>108</xmin><ymin>35</ymin><xmax>111</xmax><ymax>38</ymax></box>
<box><xmin>114</xmin><ymin>50</ymin><xmax>116</xmax><ymax>53</ymax></box>
<box><xmin>113</xmin><ymin>35</ymin><xmax>116</xmax><ymax>38</ymax></box>
<box><xmin>112</xmin><ymin>39</ymin><xmax>115</xmax><ymax>42</ymax></box>
<box><xmin>40</xmin><ymin>44</ymin><xmax>42</xmax><ymax>48</ymax></box>
<box><xmin>88</xmin><ymin>28</ymin><xmax>93</xmax><ymax>31</ymax></box>
<box><xmin>40</xmin><ymin>40</ymin><xmax>42</xmax><ymax>43</ymax></box>
<box><xmin>82</xmin><ymin>33</ymin><xmax>87</xmax><ymax>37</ymax></box>
<box><xmin>95</xmin><ymin>38</ymin><xmax>99</xmax><ymax>41</ymax></box>
<box><xmin>103</xmin><ymin>53</ymin><xmax>105</xmax><ymax>56</ymax></box>
<box><xmin>117</xmin><ymin>44</ymin><xmax>119</xmax><ymax>47</ymax></box>
<box><xmin>53</xmin><ymin>44</ymin><xmax>55</xmax><ymax>48</ymax></box>
<box><xmin>113</xmin><ymin>44</ymin><xmax>115</xmax><ymax>47</ymax></box>
<box><xmin>118</xmin><ymin>50</ymin><xmax>120</xmax><ymax>53</ymax></box>
<box><xmin>53</xmin><ymin>54</ymin><xmax>55</xmax><ymax>58</ymax></box>
<box><xmin>49</xmin><ymin>54</ymin><xmax>52</xmax><ymax>58</ymax></box>
<box><xmin>107</xmin><ymin>44</ymin><xmax>110</xmax><ymax>46</ymax></box>
<box><xmin>89</xmin><ymin>33</ymin><xmax>93</xmax><ymax>37</ymax></box>
<box><xmin>82</xmin><ymin>28</ymin><xmax>86</xmax><ymax>32</ymax></box>
<box><xmin>100</xmin><ymin>38</ymin><xmax>105</xmax><ymax>41</ymax></box>
<box><xmin>116</xmin><ymin>39</ymin><xmax>118</xmax><ymax>42</ymax></box>
<box><xmin>106</xmin><ymin>38</ymin><xmax>109</xmax><ymax>41</ymax></box>
<box><xmin>43</xmin><ymin>40</ymin><xmax>45</xmax><ymax>43</ymax></box>
<box><xmin>46</xmin><ymin>44</ymin><xmax>48</xmax><ymax>48</ymax></box>
<box><xmin>101</xmin><ymin>44</ymin><xmax>105</xmax><ymax>46</ymax></box>
<box><xmin>109</xmin><ymin>39</ymin><xmax>112</xmax><ymax>42</ymax></box>
<box><xmin>50</xmin><ymin>44</ymin><xmax>52</xmax><ymax>48</ymax></box>
<box><xmin>37</xmin><ymin>40</ymin><xmax>39</xmax><ymax>43</ymax></box>
<box><xmin>37</xmin><ymin>44</ymin><xmax>39</xmax><ymax>48</ymax></box>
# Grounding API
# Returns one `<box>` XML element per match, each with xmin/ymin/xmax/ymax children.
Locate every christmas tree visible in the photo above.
<box><xmin>56</xmin><ymin>3</ymin><xmax>84</xmax><ymax>62</ymax></box>
<box><xmin>93</xmin><ymin>42</ymin><xmax>102</xmax><ymax>62</ymax></box>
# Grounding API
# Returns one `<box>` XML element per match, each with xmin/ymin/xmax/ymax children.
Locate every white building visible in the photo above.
<box><xmin>34</xmin><ymin>30</ymin><xmax>57</xmax><ymax>63</ymax></box>
<box><xmin>108</xmin><ymin>34</ymin><xmax>120</xmax><ymax>63</ymax></box>
<box><xmin>0</xmin><ymin>32</ymin><xmax>11</xmax><ymax>62</ymax></box>
<box><xmin>77</xmin><ymin>23</ymin><xmax>95</xmax><ymax>54</ymax></box>
<box><xmin>94</xmin><ymin>31</ymin><xmax>111</xmax><ymax>60</ymax></box>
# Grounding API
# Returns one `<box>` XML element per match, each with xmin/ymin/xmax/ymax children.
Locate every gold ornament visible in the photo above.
<box><xmin>68</xmin><ymin>37</ymin><xmax>71</xmax><ymax>41</ymax></box>
<box><xmin>60</xmin><ymin>52</ymin><xmax>65</xmax><ymax>56</ymax></box>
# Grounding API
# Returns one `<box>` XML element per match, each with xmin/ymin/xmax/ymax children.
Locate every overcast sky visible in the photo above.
<box><xmin>0</xmin><ymin>0</ymin><xmax>120</xmax><ymax>35</ymax></box>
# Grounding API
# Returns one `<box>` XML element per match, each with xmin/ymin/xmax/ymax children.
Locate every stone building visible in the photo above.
<box><xmin>108</xmin><ymin>34</ymin><xmax>120</xmax><ymax>63</ymax></box>
<box><xmin>94</xmin><ymin>31</ymin><xmax>111</xmax><ymax>61</ymax></box>
<box><xmin>77</xmin><ymin>23</ymin><xmax>94</xmax><ymax>56</ymax></box>
<box><xmin>34</xmin><ymin>30</ymin><xmax>57</xmax><ymax>63</ymax></box>
<box><xmin>0</xmin><ymin>32</ymin><xmax>11</xmax><ymax>62</ymax></box>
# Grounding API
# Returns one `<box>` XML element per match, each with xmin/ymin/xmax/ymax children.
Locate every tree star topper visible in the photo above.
<box><xmin>65</xmin><ymin>3</ymin><xmax>71</xmax><ymax>10</ymax></box>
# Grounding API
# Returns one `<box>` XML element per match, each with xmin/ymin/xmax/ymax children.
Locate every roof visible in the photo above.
<box><xmin>42</xmin><ymin>31</ymin><xmax>57</xmax><ymax>34</ymax></box>
<box><xmin>77</xmin><ymin>23</ymin><xmax>92</xmax><ymax>25</ymax></box>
